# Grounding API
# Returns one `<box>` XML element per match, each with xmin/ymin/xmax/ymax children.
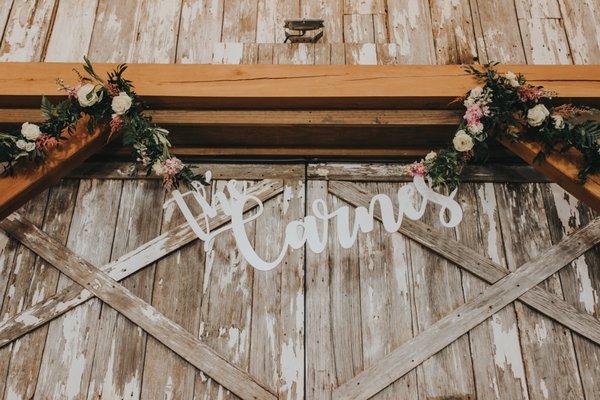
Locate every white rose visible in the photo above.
<box><xmin>111</xmin><ymin>92</ymin><xmax>132</xmax><ymax>115</ymax></box>
<box><xmin>463</xmin><ymin>97</ymin><xmax>475</xmax><ymax>108</ymax></box>
<box><xmin>505</xmin><ymin>71</ymin><xmax>520</xmax><ymax>87</ymax></box>
<box><xmin>25</xmin><ymin>142</ymin><xmax>36</xmax><ymax>152</ymax></box>
<box><xmin>552</xmin><ymin>115</ymin><xmax>565</xmax><ymax>130</ymax></box>
<box><xmin>469</xmin><ymin>86</ymin><xmax>483</xmax><ymax>99</ymax></box>
<box><xmin>453</xmin><ymin>131</ymin><xmax>474</xmax><ymax>152</ymax></box>
<box><xmin>152</xmin><ymin>161</ymin><xmax>165</xmax><ymax>175</ymax></box>
<box><xmin>425</xmin><ymin>151</ymin><xmax>437</xmax><ymax>161</ymax></box>
<box><xmin>21</xmin><ymin>122</ymin><xmax>41</xmax><ymax>141</ymax></box>
<box><xmin>527</xmin><ymin>104</ymin><xmax>550</xmax><ymax>127</ymax></box>
<box><xmin>468</xmin><ymin>122</ymin><xmax>484</xmax><ymax>135</ymax></box>
<box><xmin>16</xmin><ymin>139</ymin><xmax>28</xmax><ymax>150</ymax></box>
<box><xmin>77</xmin><ymin>83</ymin><xmax>103</xmax><ymax>107</ymax></box>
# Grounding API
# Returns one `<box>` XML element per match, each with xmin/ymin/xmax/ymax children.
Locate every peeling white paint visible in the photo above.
<box><xmin>478</xmin><ymin>184</ymin><xmax>501</xmax><ymax>263</ymax></box>
<box><xmin>539</xmin><ymin>379</ymin><xmax>549</xmax><ymax>399</ymax></box>
<box><xmin>283</xmin><ymin>185</ymin><xmax>294</xmax><ymax>215</ymax></box>
<box><xmin>490</xmin><ymin>315</ymin><xmax>528</xmax><ymax>398</ymax></box>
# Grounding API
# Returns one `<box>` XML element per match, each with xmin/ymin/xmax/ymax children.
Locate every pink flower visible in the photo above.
<box><xmin>65</xmin><ymin>83</ymin><xmax>81</xmax><ymax>100</ymax></box>
<box><xmin>518</xmin><ymin>85</ymin><xmax>544</xmax><ymax>102</ymax></box>
<box><xmin>463</xmin><ymin>103</ymin><xmax>487</xmax><ymax>125</ymax></box>
<box><xmin>35</xmin><ymin>134</ymin><xmax>59</xmax><ymax>151</ymax></box>
<box><xmin>163</xmin><ymin>157</ymin><xmax>184</xmax><ymax>176</ymax></box>
<box><xmin>110</xmin><ymin>115</ymin><xmax>123</xmax><ymax>135</ymax></box>
<box><xmin>406</xmin><ymin>162</ymin><xmax>427</xmax><ymax>177</ymax></box>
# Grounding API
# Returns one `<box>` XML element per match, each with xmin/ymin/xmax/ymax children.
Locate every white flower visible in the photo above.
<box><xmin>77</xmin><ymin>83</ymin><xmax>103</xmax><ymax>107</ymax></box>
<box><xmin>505</xmin><ymin>71</ymin><xmax>520</xmax><ymax>87</ymax></box>
<box><xmin>453</xmin><ymin>130</ymin><xmax>474</xmax><ymax>152</ymax></box>
<box><xmin>527</xmin><ymin>104</ymin><xmax>550</xmax><ymax>127</ymax></box>
<box><xmin>552</xmin><ymin>114</ymin><xmax>565</xmax><ymax>130</ymax></box>
<box><xmin>21</xmin><ymin>122</ymin><xmax>41</xmax><ymax>141</ymax></box>
<box><xmin>469</xmin><ymin>86</ymin><xmax>483</xmax><ymax>99</ymax></box>
<box><xmin>25</xmin><ymin>142</ymin><xmax>35</xmax><ymax>152</ymax></box>
<box><xmin>468</xmin><ymin>122</ymin><xmax>484</xmax><ymax>135</ymax></box>
<box><xmin>111</xmin><ymin>91</ymin><xmax>132</xmax><ymax>115</ymax></box>
<box><xmin>152</xmin><ymin>161</ymin><xmax>165</xmax><ymax>175</ymax></box>
<box><xmin>16</xmin><ymin>139</ymin><xmax>28</xmax><ymax>150</ymax></box>
<box><xmin>463</xmin><ymin>97</ymin><xmax>475</xmax><ymax>108</ymax></box>
<box><xmin>425</xmin><ymin>151</ymin><xmax>437</xmax><ymax>161</ymax></box>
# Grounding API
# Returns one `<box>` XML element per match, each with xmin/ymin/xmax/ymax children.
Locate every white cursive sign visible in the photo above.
<box><xmin>165</xmin><ymin>173</ymin><xmax>462</xmax><ymax>271</ymax></box>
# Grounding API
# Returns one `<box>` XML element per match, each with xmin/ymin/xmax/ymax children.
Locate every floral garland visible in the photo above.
<box><xmin>0</xmin><ymin>57</ymin><xmax>204</xmax><ymax>189</ymax></box>
<box><xmin>403</xmin><ymin>63</ymin><xmax>600</xmax><ymax>190</ymax></box>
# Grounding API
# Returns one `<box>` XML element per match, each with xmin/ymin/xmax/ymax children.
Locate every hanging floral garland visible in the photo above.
<box><xmin>403</xmin><ymin>63</ymin><xmax>600</xmax><ymax>189</ymax></box>
<box><xmin>0</xmin><ymin>57</ymin><xmax>205</xmax><ymax>189</ymax></box>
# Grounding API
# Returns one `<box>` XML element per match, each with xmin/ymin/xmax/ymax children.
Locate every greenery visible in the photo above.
<box><xmin>407</xmin><ymin>63</ymin><xmax>600</xmax><ymax>189</ymax></box>
<box><xmin>1</xmin><ymin>57</ymin><xmax>205</xmax><ymax>189</ymax></box>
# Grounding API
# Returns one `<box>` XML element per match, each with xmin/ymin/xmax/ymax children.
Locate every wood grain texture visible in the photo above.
<box><xmin>1</xmin><ymin>182</ymin><xmax>78</xmax><ymax>400</ymax></box>
<box><xmin>495</xmin><ymin>183</ymin><xmax>584</xmax><ymax>400</ymax></box>
<box><xmin>329</xmin><ymin>181</ymin><xmax>600</xmax><ymax>346</ymax></box>
<box><xmin>1</xmin><ymin>63</ymin><xmax>599</xmax><ymax>109</ymax></box>
<box><xmin>332</xmin><ymin>217</ymin><xmax>600</xmax><ymax>400</ymax></box>
<box><xmin>542</xmin><ymin>184</ymin><xmax>600</xmax><ymax>399</ymax></box>
<box><xmin>0</xmin><ymin>212</ymin><xmax>277</xmax><ymax>400</ymax></box>
<box><xmin>0</xmin><ymin>180</ymin><xmax>283</xmax><ymax>347</ymax></box>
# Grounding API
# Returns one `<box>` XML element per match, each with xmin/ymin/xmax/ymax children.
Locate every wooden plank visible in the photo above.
<box><xmin>129</xmin><ymin>0</ymin><xmax>181</xmax><ymax>63</ymax></box>
<box><xmin>499</xmin><ymin>137</ymin><xmax>600</xmax><ymax>211</ymax></box>
<box><xmin>469</xmin><ymin>0</ymin><xmax>527</xmax><ymax>63</ymax></box>
<box><xmin>558</xmin><ymin>0</ymin><xmax>600</xmax><ymax>64</ymax></box>
<box><xmin>515</xmin><ymin>0</ymin><xmax>572</xmax><ymax>64</ymax></box>
<box><xmin>305</xmin><ymin>180</ymin><xmax>336</xmax><ymax>399</ymax></box>
<box><xmin>307</xmin><ymin>163</ymin><xmax>549</xmax><ymax>182</ymax></box>
<box><xmin>140</xmin><ymin>178</ymin><xmax>209</xmax><ymax>399</ymax></box>
<box><xmin>193</xmin><ymin>180</ymin><xmax>255</xmax><ymax>400</ymax></box>
<box><xmin>495</xmin><ymin>183</ymin><xmax>584</xmax><ymax>399</ymax></box>
<box><xmin>356</xmin><ymin>182</ymin><xmax>418</xmax><ymax>399</ymax></box>
<box><xmin>386</xmin><ymin>0</ymin><xmax>435</xmax><ymax>63</ymax></box>
<box><xmin>85</xmin><ymin>180</ymin><xmax>164</xmax><ymax>400</ymax></box>
<box><xmin>332</xmin><ymin>218</ymin><xmax>600</xmax><ymax>400</ymax></box>
<box><xmin>256</xmin><ymin>0</ymin><xmax>299</xmax><ymax>43</ymax></box>
<box><xmin>177</xmin><ymin>0</ymin><xmax>224</xmax><ymax>63</ymax></box>
<box><xmin>343</xmin><ymin>14</ymin><xmax>375</xmax><ymax>43</ymax></box>
<box><xmin>407</xmin><ymin>187</ymin><xmax>476</xmax><ymax>399</ymax></box>
<box><xmin>89</xmin><ymin>0</ymin><xmax>143</xmax><ymax>62</ymax></box>
<box><xmin>2</xmin><ymin>63</ymin><xmax>599</xmax><ymax>109</ymax></box>
<box><xmin>328</xmin><ymin>181</ymin><xmax>600</xmax><ymax>346</ymax></box>
<box><xmin>0</xmin><ymin>180</ymin><xmax>283</xmax><ymax>347</ymax></box>
<box><xmin>0</xmin><ymin>191</ymin><xmax>49</xmax><ymax>400</ymax></box>
<box><xmin>301</xmin><ymin>0</ymin><xmax>343</xmax><ymax>43</ymax></box>
<box><xmin>222</xmin><ymin>0</ymin><xmax>258</xmax><ymax>42</ymax></box>
<box><xmin>69</xmin><ymin>162</ymin><xmax>305</xmax><ymax>180</ymax></box>
<box><xmin>542</xmin><ymin>184</ymin><xmax>600</xmax><ymax>398</ymax></box>
<box><xmin>0</xmin><ymin>0</ymin><xmax>56</xmax><ymax>62</ymax></box>
<box><xmin>455</xmin><ymin>183</ymin><xmax>528</xmax><ymax>399</ymax></box>
<box><xmin>2</xmin><ymin>182</ymin><xmax>79</xmax><ymax>400</ymax></box>
<box><xmin>0</xmin><ymin>121</ymin><xmax>109</xmax><ymax>221</ymax></box>
<box><xmin>34</xmin><ymin>179</ymin><xmax>122</xmax><ymax>400</ymax></box>
<box><xmin>429</xmin><ymin>0</ymin><xmax>478</xmax><ymax>63</ymax></box>
<box><xmin>0</xmin><ymin>212</ymin><xmax>277</xmax><ymax>400</ymax></box>
<box><xmin>44</xmin><ymin>0</ymin><xmax>98</xmax><ymax>62</ymax></box>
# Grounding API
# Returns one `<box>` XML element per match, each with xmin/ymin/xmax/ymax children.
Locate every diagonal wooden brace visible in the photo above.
<box><xmin>0</xmin><ymin>179</ymin><xmax>283</xmax><ymax>347</ymax></box>
<box><xmin>329</xmin><ymin>181</ymin><xmax>600</xmax><ymax>345</ymax></box>
<box><xmin>1</xmin><ymin>212</ymin><xmax>277</xmax><ymax>400</ymax></box>
<box><xmin>332</xmin><ymin>217</ymin><xmax>600</xmax><ymax>400</ymax></box>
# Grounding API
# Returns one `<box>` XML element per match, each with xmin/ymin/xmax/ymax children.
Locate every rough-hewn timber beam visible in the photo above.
<box><xmin>0</xmin><ymin>63</ymin><xmax>598</xmax><ymax>109</ymax></box>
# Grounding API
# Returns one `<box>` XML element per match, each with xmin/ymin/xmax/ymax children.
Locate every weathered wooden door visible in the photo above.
<box><xmin>1</xmin><ymin>161</ymin><xmax>600</xmax><ymax>400</ymax></box>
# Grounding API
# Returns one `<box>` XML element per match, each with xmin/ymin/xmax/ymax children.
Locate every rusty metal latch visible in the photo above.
<box><xmin>283</xmin><ymin>19</ymin><xmax>324</xmax><ymax>43</ymax></box>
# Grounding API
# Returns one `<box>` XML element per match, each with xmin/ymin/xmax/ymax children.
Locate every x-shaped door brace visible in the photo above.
<box><xmin>1</xmin><ymin>179</ymin><xmax>599</xmax><ymax>400</ymax></box>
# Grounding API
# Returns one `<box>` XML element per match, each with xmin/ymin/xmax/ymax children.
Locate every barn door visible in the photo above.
<box><xmin>305</xmin><ymin>163</ymin><xmax>600</xmax><ymax>400</ymax></box>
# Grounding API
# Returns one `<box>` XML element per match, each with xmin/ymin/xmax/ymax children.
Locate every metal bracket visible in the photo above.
<box><xmin>283</xmin><ymin>19</ymin><xmax>324</xmax><ymax>43</ymax></box>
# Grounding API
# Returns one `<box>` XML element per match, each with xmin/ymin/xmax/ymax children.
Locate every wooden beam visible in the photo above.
<box><xmin>0</xmin><ymin>212</ymin><xmax>276</xmax><ymax>400</ymax></box>
<box><xmin>498</xmin><ymin>137</ymin><xmax>600</xmax><ymax>210</ymax></box>
<box><xmin>329</xmin><ymin>181</ymin><xmax>600</xmax><ymax>345</ymax></box>
<box><xmin>0</xmin><ymin>180</ymin><xmax>283</xmax><ymax>347</ymax></box>
<box><xmin>0</xmin><ymin>119</ymin><xmax>109</xmax><ymax>220</ymax></box>
<box><xmin>331</xmin><ymin>217</ymin><xmax>600</xmax><ymax>400</ymax></box>
<box><xmin>0</xmin><ymin>63</ymin><xmax>598</xmax><ymax>109</ymax></box>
